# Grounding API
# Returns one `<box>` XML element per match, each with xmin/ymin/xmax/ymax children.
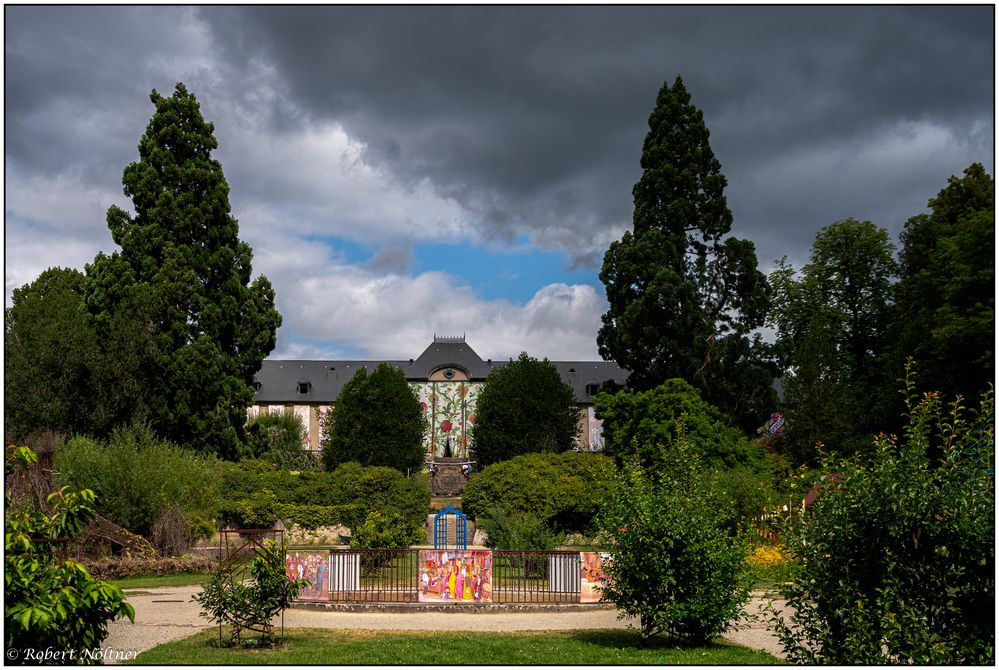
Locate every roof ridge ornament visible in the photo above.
<box><xmin>433</xmin><ymin>333</ymin><xmax>466</xmax><ymax>343</ymax></box>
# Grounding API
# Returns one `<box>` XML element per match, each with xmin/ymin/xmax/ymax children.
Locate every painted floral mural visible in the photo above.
<box><xmin>411</xmin><ymin>382</ymin><xmax>481</xmax><ymax>460</ymax></box>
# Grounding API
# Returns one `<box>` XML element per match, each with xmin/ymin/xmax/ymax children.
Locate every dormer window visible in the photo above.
<box><xmin>252</xmin><ymin>379</ymin><xmax>262</xmax><ymax>391</ymax></box>
<box><xmin>297</xmin><ymin>381</ymin><xmax>311</xmax><ymax>394</ymax></box>
<box><xmin>585</xmin><ymin>382</ymin><xmax>600</xmax><ymax>396</ymax></box>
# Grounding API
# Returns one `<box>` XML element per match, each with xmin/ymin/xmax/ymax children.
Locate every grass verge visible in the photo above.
<box><xmin>129</xmin><ymin>627</ymin><xmax>784</xmax><ymax>665</ymax></box>
<box><xmin>113</xmin><ymin>572</ymin><xmax>209</xmax><ymax>590</ymax></box>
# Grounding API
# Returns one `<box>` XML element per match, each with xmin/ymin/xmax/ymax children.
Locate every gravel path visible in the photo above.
<box><xmin>102</xmin><ymin>585</ymin><xmax>788</xmax><ymax>663</ymax></box>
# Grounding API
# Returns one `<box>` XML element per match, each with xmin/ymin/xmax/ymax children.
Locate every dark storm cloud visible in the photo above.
<box><xmin>194</xmin><ymin>5</ymin><xmax>993</xmax><ymax>265</ymax></box>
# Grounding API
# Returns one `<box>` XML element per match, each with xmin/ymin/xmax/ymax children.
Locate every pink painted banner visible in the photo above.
<box><xmin>580</xmin><ymin>551</ymin><xmax>611</xmax><ymax>603</ymax></box>
<box><xmin>418</xmin><ymin>549</ymin><xmax>492</xmax><ymax>603</ymax></box>
<box><xmin>286</xmin><ymin>550</ymin><xmax>330</xmax><ymax>601</ymax></box>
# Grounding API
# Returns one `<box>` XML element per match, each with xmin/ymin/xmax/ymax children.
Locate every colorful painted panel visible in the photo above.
<box><xmin>411</xmin><ymin>383</ymin><xmax>435</xmax><ymax>461</ymax></box>
<box><xmin>418</xmin><ymin>549</ymin><xmax>493</xmax><ymax>603</ymax></box>
<box><xmin>586</xmin><ymin>406</ymin><xmax>605</xmax><ymax>452</ymax></box>
<box><xmin>580</xmin><ymin>551</ymin><xmax>611</xmax><ymax>603</ymax></box>
<box><xmin>286</xmin><ymin>550</ymin><xmax>329</xmax><ymax>601</ymax></box>
<box><xmin>427</xmin><ymin>382</ymin><xmax>482</xmax><ymax>459</ymax></box>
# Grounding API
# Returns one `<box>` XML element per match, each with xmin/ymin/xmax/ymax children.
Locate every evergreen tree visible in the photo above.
<box><xmin>84</xmin><ymin>83</ymin><xmax>281</xmax><ymax>458</ymax></box>
<box><xmin>320</xmin><ymin>364</ymin><xmax>426</xmax><ymax>474</ymax></box>
<box><xmin>598</xmin><ymin>76</ymin><xmax>771</xmax><ymax>429</ymax></box>
<box><xmin>471</xmin><ymin>353</ymin><xmax>580</xmax><ymax>468</ymax></box>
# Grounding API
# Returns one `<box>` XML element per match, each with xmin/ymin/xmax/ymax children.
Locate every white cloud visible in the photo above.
<box><xmin>251</xmin><ymin>236</ymin><xmax>606</xmax><ymax>362</ymax></box>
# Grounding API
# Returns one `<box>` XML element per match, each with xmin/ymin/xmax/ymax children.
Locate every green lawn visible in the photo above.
<box><xmin>113</xmin><ymin>572</ymin><xmax>210</xmax><ymax>590</ymax></box>
<box><xmin>130</xmin><ymin>628</ymin><xmax>784</xmax><ymax>665</ymax></box>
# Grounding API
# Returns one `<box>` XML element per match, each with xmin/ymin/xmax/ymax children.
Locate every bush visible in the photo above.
<box><xmin>193</xmin><ymin>541</ymin><xmax>306</xmax><ymax>647</ymax></box>
<box><xmin>218</xmin><ymin>460</ymin><xmax>429</xmax><ymax>535</ymax></box>
<box><xmin>244</xmin><ymin>412</ymin><xmax>315</xmax><ymax>470</ymax></box>
<box><xmin>476</xmin><ymin>505</ymin><xmax>563</xmax><ymax>551</ymax></box>
<box><xmin>770</xmin><ymin>367</ymin><xmax>995</xmax><ymax>664</ymax></box>
<box><xmin>597</xmin><ymin>439</ymin><xmax>751</xmax><ymax>644</ymax></box>
<box><xmin>79</xmin><ymin>555</ymin><xmax>218</xmax><ymax>581</ymax></box>
<box><xmin>54</xmin><ymin>423</ymin><xmax>222</xmax><ymax>553</ymax></box>
<box><xmin>461</xmin><ymin>451</ymin><xmax>616</xmax><ymax>535</ymax></box>
<box><xmin>594</xmin><ymin>378</ymin><xmax>766</xmax><ymax>472</ymax></box>
<box><xmin>350</xmin><ymin>510</ymin><xmax>425</xmax><ymax>550</ymax></box>
<box><xmin>5</xmin><ymin>446</ymin><xmax>135</xmax><ymax>661</ymax></box>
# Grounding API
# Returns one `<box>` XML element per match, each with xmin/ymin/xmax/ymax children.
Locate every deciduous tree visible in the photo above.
<box><xmin>320</xmin><ymin>364</ymin><xmax>425</xmax><ymax>473</ymax></box>
<box><xmin>768</xmin><ymin>219</ymin><xmax>898</xmax><ymax>464</ymax></box>
<box><xmin>892</xmin><ymin>163</ymin><xmax>994</xmax><ymax>403</ymax></box>
<box><xmin>470</xmin><ymin>353</ymin><xmax>580</xmax><ymax>468</ymax></box>
<box><xmin>84</xmin><ymin>83</ymin><xmax>281</xmax><ymax>458</ymax></box>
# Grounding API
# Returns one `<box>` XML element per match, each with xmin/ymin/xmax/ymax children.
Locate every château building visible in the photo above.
<box><xmin>248</xmin><ymin>335</ymin><xmax>628</xmax><ymax>462</ymax></box>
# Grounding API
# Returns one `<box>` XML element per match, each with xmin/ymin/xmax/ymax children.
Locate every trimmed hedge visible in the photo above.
<box><xmin>220</xmin><ymin>460</ymin><xmax>429</xmax><ymax>534</ymax></box>
<box><xmin>80</xmin><ymin>555</ymin><xmax>218</xmax><ymax>580</ymax></box>
<box><xmin>461</xmin><ymin>451</ymin><xmax>616</xmax><ymax>535</ymax></box>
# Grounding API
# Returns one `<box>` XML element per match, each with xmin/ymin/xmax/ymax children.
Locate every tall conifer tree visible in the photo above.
<box><xmin>598</xmin><ymin>76</ymin><xmax>771</xmax><ymax>428</ymax></box>
<box><xmin>85</xmin><ymin>83</ymin><xmax>281</xmax><ymax>458</ymax></box>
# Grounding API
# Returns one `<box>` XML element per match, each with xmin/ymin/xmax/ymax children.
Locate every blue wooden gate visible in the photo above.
<box><xmin>433</xmin><ymin>504</ymin><xmax>467</xmax><ymax>550</ymax></box>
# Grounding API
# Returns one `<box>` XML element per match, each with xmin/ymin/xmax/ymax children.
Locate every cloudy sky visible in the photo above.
<box><xmin>4</xmin><ymin>5</ymin><xmax>993</xmax><ymax>361</ymax></box>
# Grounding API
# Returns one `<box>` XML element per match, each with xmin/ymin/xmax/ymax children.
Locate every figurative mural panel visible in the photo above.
<box><xmin>286</xmin><ymin>550</ymin><xmax>329</xmax><ymax>601</ymax></box>
<box><xmin>587</xmin><ymin>406</ymin><xmax>605</xmax><ymax>452</ymax></box>
<box><xmin>579</xmin><ymin>551</ymin><xmax>611</xmax><ymax>603</ymax></box>
<box><xmin>418</xmin><ymin>549</ymin><xmax>492</xmax><ymax>603</ymax></box>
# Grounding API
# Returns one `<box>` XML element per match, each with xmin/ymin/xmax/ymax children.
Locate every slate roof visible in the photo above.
<box><xmin>252</xmin><ymin>339</ymin><xmax>629</xmax><ymax>405</ymax></box>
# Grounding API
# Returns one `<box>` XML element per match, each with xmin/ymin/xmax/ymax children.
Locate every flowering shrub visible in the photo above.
<box><xmin>745</xmin><ymin>544</ymin><xmax>795</xmax><ymax>586</ymax></box>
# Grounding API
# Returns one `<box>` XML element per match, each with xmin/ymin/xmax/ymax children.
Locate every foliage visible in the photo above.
<box><xmin>770</xmin><ymin>365</ymin><xmax>995</xmax><ymax>664</ymax></box>
<box><xmin>594</xmin><ymin>378</ymin><xmax>766</xmax><ymax>473</ymax></box>
<box><xmin>133</xmin><ymin>627</ymin><xmax>782</xmax><ymax>665</ymax></box>
<box><xmin>193</xmin><ymin>541</ymin><xmax>306</xmax><ymax>647</ymax></box>
<box><xmin>460</xmin><ymin>451</ymin><xmax>616</xmax><ymax>535</ymax></box>
<box><xmin>54</xmin><ymin>422</ymin><xmax>222</xmax><ymax>551</ymax></box>
<box><xmin>245</xmin><ymin>412</ymin><xmax>315</xmax><ymax>470</ymax></box>
<box><xmin>320</xmin><ymin>363</ymin><xmax>426</xmax><ymax>474</ymax></box>
<box><xmin>4</xmin><ymin>268</ymin><xmax>111</xmax><ymax>440</ymax></box>
<box><xmin>475</xmin><ymin>506</ymin><xmax>564</xmax><ymax>551</ymax></box>
<box><xmin>81</xmin><ymin>554</ymin><xmax>217</xmax><ymax>581</ymax></box>
<box><xmin>745</xmin><ymin>544</ymin><xmax>796</xmax><ymax>587</ymax></box>
<box><xmin>597</xmin><ymin>441</ymin><xmax>752</xmax><ymax>645</ymax></box>
<box><xmin>597</xmin><ymin>75</ymin><xmax>772</xmax><ymax>429</ymax></box>
<box><xmin>893</xmin><ymin>163</ymin><xmax>994</xmax><ymax>404</ymax></box>
<box><xmin>349</xmin><ymin>510</ymin><xmax>424</xmax><ymax>550</ymax></box>
<box><xmin>83</xmin><ymin>82</ymin><xmax>281</xmax><ymax>459</ymax></box>
<box><xmin>768</xmin><ymin>218</ymin><xmax>899</xmax><ymax>464</ymax></box>
<box><xmin>218</xmin><ymin>460</ymin><xmax>428</xmax><ymax>534</ymax></box>
<box><xmin>470</xmin><ymin>352</ymin><xmax>580</xmax><ymax>468</ymax></box>
<box><xmin>5</xmin><ymin>445</ymin><xmax>135</xmax><ymax>663</ymax></box>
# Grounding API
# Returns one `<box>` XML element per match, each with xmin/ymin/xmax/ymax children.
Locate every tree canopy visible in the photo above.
<box><xmin>320</xmin><ymin>363</ymin><xmax>426</xmax><ymax>474</ymax></box>
<box><xmin>597</xmin><ymin>75</ymin><xmax>772</xmax><ymax>430</ymax></box>
<box><xmin>83</xmin><ymin>83</ymin><xmax>281</xmax><ymax>458</ymax></box>
<box><xmin>470</xmin><ymin>352</ymin><xmax>580</xmax><ymax>468</ymax></box>
<box><xmin>768</xmin><ymin>219</ymin><xmax>899</xmax><ymax>464</ymax></box>
<box><xmin>892</xmin><ymin>163</ymin><xmax>994</xmax><ymax>402</ymax></box>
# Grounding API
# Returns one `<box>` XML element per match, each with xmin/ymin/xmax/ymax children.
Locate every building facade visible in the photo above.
<box><xmin>248</xmin><ymin>335</ymin><xmax>629</xmax><ymax>462</ymax></box>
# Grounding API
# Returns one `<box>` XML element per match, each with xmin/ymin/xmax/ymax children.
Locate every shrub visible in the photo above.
<box><xmin>594</xmin><ymin>378</ymin><xmax>766</xmax><ymax>472</ymax></box>
<box><xmin>350</xmin><ymin>510</ymin><xmax>424</xmax><ymax>550</ymax></box>
<box><xmin>770</xmin><ymin>366</ymin><xmax>995</xmax><ymax>664</ymax></box>
<box><xmin>80</xmin><ymin>555</ymin><xmax>218</xmax><ymax>581</ymax></box>
<box><xmin>54</xmin><ymin>422</ymin><xmax>222</xmax><ymax>552</ymax></box>
<box><xmin>476</xmin><ymin>505</ymin><xmax>563</xmax><ymax>551</ymax></box>
<box><xmin>218</xmin><ymin>460</ymin><xmax>429</xmax><ymax>535</ymax></box>
<box><xmin>244</xmin><ymin>412</ymin><xmax>315</xmax><ymax>470</ymax></box>
<box><xmin>461</xmin><ymin>451</ymin><xmax>615</xmax><ymax>535</ymax></box>
<box><xmin>5</xmin><ymin>446</ymin><xmax>135</xmax><ymax>661</ymax></box>
<box><xmin>193</xmin><ymin>541</ymin><xmax>306</xmax><ymax>647</ymax></box>
<box><xmin>745</xmin><ymin>544</ymin><xmax>795</xmax><ymax>587</ymax></box>
<box><xmin>597</xmin><ymin>438</ymin><xmax>751</xmax><ymax>644</ymax></box>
